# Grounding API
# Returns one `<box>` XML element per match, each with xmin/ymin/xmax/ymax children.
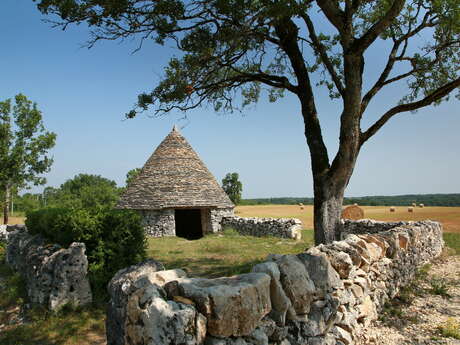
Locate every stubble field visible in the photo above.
<box><xmin>235</xmin><ymin>205</ymin><xmax>460</xmax><ymax>233</ymax></box>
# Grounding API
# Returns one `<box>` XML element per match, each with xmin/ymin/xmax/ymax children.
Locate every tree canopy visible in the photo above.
<box><xmin>126</xmin><ymin>168</ymin><xmax>141</xmax><ymax>187</ymax></box>
<box><xmin>222</xmin><ymin>172</ymin><xmax>243</xmax><ymax>205</ymax></box>
<box><xmin>0</xmin><ymin>94</ymin><xmax>56</xmax><ymax>224</ymax></box>
<box><xmin>34</xmin><ymin>0</ymin><xmax>460</xmax><ymax>243</ymax></box>
<box><xmin>43</xmin><ymin>173</ymin><xmax>121</xmax><ymax>211</ymax></box>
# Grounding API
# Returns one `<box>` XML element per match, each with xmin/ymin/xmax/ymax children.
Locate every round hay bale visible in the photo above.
<box><xmin>419</xmin><ymin>203</ymin><xmax>424</xmax><ymax>208</ymax></box>
<box><xmin>412</xmin><ymin>203</ymin><xmax>416</xmax><ymax>207</ymax></box>
<box><xmin>408</xmin><ymin>207</ymin><xmax>414</xmax><ymax>213</ymax></box>
<box><xmin>341</xmin><ymin>205</ymin><xmax>365</xmax><ymax>220</ymax></box>
<box><xmin>390</xmin><ymin>207</ymin><xmax>395</xmax><ymax>213</ymax></box>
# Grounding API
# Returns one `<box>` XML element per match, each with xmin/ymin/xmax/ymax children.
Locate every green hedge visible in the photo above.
<box><xmin>26</xmin><ymin>208</ymin><xmax>147</xmax><ymax>300</ymax></box>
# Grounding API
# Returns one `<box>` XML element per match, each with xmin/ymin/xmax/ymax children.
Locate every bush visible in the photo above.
<box><xmin>26</xmin><ymin>208</ymin><xmax>147</xmax><ymax>300</ymax></box>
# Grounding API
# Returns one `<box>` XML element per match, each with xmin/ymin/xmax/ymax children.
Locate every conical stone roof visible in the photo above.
<box><xmin>117</xmin><ymin>127</ymin><xmax>234</xmax><ymax>210</ymax></box>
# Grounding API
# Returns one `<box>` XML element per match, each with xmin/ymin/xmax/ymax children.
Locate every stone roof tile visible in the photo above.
<box><xmin>117</xmin><ymin>127</ymin><xmax>234</xmax><ymax>210</ymax></box>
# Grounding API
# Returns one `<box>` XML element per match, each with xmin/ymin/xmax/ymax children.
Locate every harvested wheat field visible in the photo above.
<box><xmin>236</xmin><ymin>205</ymin><xmax>460</xmax><ymax>233</ymax></box>
<box><xmin>2</xmin><ymin>216</ymin><xmax>25</xmax><ymax>225</ymax></box>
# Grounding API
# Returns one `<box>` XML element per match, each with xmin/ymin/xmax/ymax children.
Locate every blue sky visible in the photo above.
<box><xmin>1</xmin><ymin>1</ymin><xmax>459</xmax><ymax>198</ymax></box>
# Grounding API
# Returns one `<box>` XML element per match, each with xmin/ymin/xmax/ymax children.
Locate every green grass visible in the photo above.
<box><xmin>443</xmin><ymin>232</ymin><xmax>460</xmax><ymax>255</ymax></box>
<box><xmin>437</xmin><ymin>318</ymin><xmax>460</xmax><ymax>339</ymax></box>
<box><xmin>0</xmin><ymin>244</ymin><xmax>106</xmax><ymax>345</ymax></box>
<box><xmin>428</xmin><ymin>278</ymin><xmax>451</xmax><ymax>297</ymax></box>
<box><xmin>147</xmin><ymin>228</ymin><xmax>314</xmax><ymax>277</ymax></box>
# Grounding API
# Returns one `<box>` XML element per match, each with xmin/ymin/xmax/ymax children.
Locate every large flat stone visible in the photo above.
<box><xmin>173</xmin><ymin>273</ymin><xmax>271</xmax><ymax>337</ymax></box>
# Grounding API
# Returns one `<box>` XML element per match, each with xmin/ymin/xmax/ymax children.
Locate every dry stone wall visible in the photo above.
<box><xmin>210</xmin><ymin>208</ymin><xmax>235</xmax><ymax>233</ymax></box>
<box><xmin>106</xmin><ymin>219</ymin><xmax>443</xmax><ymax>345</ymax></box>
<box><xmin>140</xmin><ymin>209</ymin><xmax>176</xmax><ymax>237</ymax></box>
<box><xmin>221</xmin><ymin>216</ymin><xmax>302</xmax><ymax>240</ymax></box>
<box><xmin>5</xmin><ymin>228</ymin><xmax>92</xmax><ymax>310</ymax></box>
<box><xmin>340</xmin><ymin>219</ymin><xmax>413</xmax><ymax>236</ymax></box>
<box><xmin>0</xmin><ymin>224</ymin><xmax>26</xmax><ymax>242</ymax></box>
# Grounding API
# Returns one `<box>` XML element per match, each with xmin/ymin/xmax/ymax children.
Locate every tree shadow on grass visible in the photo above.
<box><xmin>0</xmin><ymin>305</ymin><xmax>106</xmax><ymax>345</ymax></box>
<box><xmin>160</xmin><ymin>256</ymin><xmax>265</xmax><ymax>278</ymax></box>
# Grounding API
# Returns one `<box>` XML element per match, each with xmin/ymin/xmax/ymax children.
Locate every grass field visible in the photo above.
<box><xmin>148</xmin><ymin>228</ymin><xmax>314</xmax><ymax>277</ymax></box>
<box><xmin>236</xmin><ymin>205</ymin><xmax>460</xmax><ymax>233</ymax></box>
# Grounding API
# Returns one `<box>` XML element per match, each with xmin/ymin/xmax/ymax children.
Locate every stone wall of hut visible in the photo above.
<box><xmin>139</xmin><ymin>208</ymin><xmax>234</xmax><ymax>237</ymax></box>
<box><xmin>209</xmin><ymin>207</ymin><xmax>235</xmax><ymax>233</ymax></box>
<box><xmin>140</xmin><ymin>209</ymin><xmax>176</xmax><ymax>237</ymax></box>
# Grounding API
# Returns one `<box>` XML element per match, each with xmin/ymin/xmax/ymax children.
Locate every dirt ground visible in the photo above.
<box><xmin>357</xmin><ymin>254</ymin><xmax>460</xmax><ymax>345</ymax></box>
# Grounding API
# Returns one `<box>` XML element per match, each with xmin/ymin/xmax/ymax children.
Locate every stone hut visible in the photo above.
<box><xmin>117</xmin><ymin>126</ymin><xmax>234</xmax><ymax>239</ymax></box>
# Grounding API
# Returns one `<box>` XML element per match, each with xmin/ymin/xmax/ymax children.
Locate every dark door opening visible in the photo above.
<box><xmin>175</xmin><ymin>209</ymin><xmax>203</xmax><ymax>240</ymax></box>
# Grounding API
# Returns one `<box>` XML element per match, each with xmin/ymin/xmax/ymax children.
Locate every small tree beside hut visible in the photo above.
<box><xmin>222</xmin><ymin>172</ymin><xmax>243</xmax><ymax>205</ymax></box>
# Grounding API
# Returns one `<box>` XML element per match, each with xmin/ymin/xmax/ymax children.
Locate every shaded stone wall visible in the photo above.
<box><xmin>6</xmin><ymin>228</ymin><xmax>92</xmax><ymax>311</ymax></box>
<box><xmin>210</xmin><ymin>207</ymin><xmax>234</xmax><ymax>233</ymax></box>
<box><xmin>201</xmin><ymin>209</ymin><xmax>212</xmax><ymax>235</ymax></box>
<box><xmin>106</xmin><ymin>220</ymin><xmax>443</xmax><ymax>345</ymax></box>
<box><xmin>221</xmin><ymin>216</ymin><xmax>302</xmax><ymax>240</ymax></box>
<box><xmin>140</xmin><ymin>209</ymin><xmax>175</xmax><ymax>237</ymax></box>
<box><xmin>340</xmin><ymin>219</ymin><xmax>413</xmax><ymax>237</ymax></box>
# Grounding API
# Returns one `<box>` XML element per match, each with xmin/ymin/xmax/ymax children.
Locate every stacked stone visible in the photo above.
<box><xmin>0</xmin><ymin>224</ymin><xmax>26</xmax><ymax>242</ymax></box>
<box><xmin>6</xmin><ymin>228</ymin><xmax>92</xmax><ymax>310</ymax></box>
<box><xmin>221</xmin><ymin>216</ymin><xmax>302</xmax><ymax>240</ymax></box>
<box><xmin>210</xmin><ymin>208</ymin><xmax>235</xmax><ymax>233</ymax></box>
<box><xmin>106</xmin><ymin>220</ymin><xmax>443</xmax><ymax>345</ymax></box>
<box><xmin>140</xmin><ymin>209</ymin><xmax>176</xmax><ymax>237</ymax></box>
<box><xmin>340</xmin><ymin>219</ymin><xmax>414</xmax><ymax>236</ymax></box>
<box><xmin>0</xmin><ymin>224</ymin><xmax>8</xmax><ymax>242</ymax></box>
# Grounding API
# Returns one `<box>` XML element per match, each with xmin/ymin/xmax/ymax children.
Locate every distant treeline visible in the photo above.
<box><xmin>240</xmin><ymin>194</ymin><xmax>460</xmax><ymax>207</ymax></box>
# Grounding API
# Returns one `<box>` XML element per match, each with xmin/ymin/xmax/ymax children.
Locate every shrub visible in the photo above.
<box><xmin>26</xmin><ymin>208</ymin><xmax>147</xmax><ymax>300</ymax></box>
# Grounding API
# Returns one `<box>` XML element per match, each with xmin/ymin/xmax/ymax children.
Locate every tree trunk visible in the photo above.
<box><xmin>313</xmin><ymin>178</ymin><xmax>346</xmax><ymax>244</ymax></box>
<box><xmin>3</xmin><ymin>184</ymin><xmax>10</xmax><ymax>225</ymax></box>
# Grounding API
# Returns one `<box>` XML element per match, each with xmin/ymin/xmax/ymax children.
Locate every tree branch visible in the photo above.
<box><xmin>274</xmin><ymin>17</ymin><xmax>331</xmax><ymax>173</ymax></box>
<box><xmin>352</xmin><ymin>0</ymin><xmax>406</xmax><ymax>53</ymax></box>
<box><xmin>316</xmin><ymin>1</ymin><xmax>346</xmax><ymax>34</ymax></box>
<box><xmin>361</xmin><ymin>77</ymin><xmax>460</xmax><ymax>144</ymax></box>
<box><xmin>301</xmin><ymin>13</ymin><xmax>345</xmax><ymax>97</ymax></box>
<box><xmin>360</xmin><ymin>10</ymin><xmax>436</xmax><ymax>115</ymax></box>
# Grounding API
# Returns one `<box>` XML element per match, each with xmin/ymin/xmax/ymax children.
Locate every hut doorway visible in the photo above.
<box><xmin>175</xmin><ymin>209</ymin><xmax>203</xmax><ymax>240</ymax></box>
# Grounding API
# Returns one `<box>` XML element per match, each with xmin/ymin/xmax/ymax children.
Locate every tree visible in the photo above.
<box><xmin>126</xmin><ymin>168</ymin><xmax>141</xmax><ymax>186</ymax></box>
<box><xmin>34</xmin><ymin>0</ymin><xmax>460</xmax><ymax>244</ymax></box>
<box><xmin>0</xmin><ymin>94</ymin><xmax>56</xmax><ymax>224</ymax></box>
<box><xmin>46</xmin><ymin>174</ymin><xmax>121</xmax><ymax>211</ymax></box>
<box><xmin>222</xmin><ymin>172</ymin><xmax>243</xmax><ymax>205</ymax></box>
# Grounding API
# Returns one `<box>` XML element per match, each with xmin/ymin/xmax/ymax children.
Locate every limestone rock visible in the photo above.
<box><xmin>252</xmin><ymin>262</ymin><xmax>293</xmax><ymax>325</ymax></box>
<box><xmin>48</xmin><ymin>242</ymin><xmax>92</xmax><ymax>310</ymax></box>
<box><xmin>275</xmin><ymin>255</ymin><xmax>316</xmax><ymax>315</ymax></box>
<box><xmin>6</xmin><ymin>229</ymin><xmax>92</xmax><ymax>310</ymax></box>
<box><xmin>297</xmin><ymin>253</ymin><xmax>342</xmax><ymax>292</ymax></box>
<box><xmin>244</xmin><ymin>328</ymin><xmax>269</xmax><ymax>345</ymax></box>
<box><xmin>107</xmin><ymin>259</ymin><xmax>205</xmax><ymax>345</ymax></box>
<box><xmin>0</xmin><ymin>225</ymin><xmax>8</xmax><ymax>242</ymax></box>
<box><xmin>174</xmin><ymin>273</ymin><xmax>271</xmax><ymax>337</ymax></box>
<box><xmin>332</xmin><ymin>326</ymin><xmax>353</xmax><ymax>345</ymax></box>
